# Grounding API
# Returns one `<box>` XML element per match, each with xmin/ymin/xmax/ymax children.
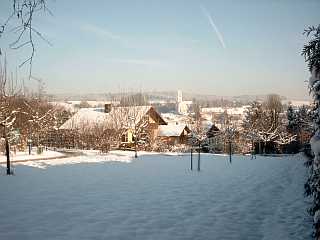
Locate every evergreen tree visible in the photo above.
<box><xmin>297</xmin><ymin>105</ymin><xmax>313</xmax><ymax>133</ymax></box>
<box><xmin>287</xmin><ymin>105</ymin><xmax>298</xmax><ymax>134</ymax></box>
<box><xmin>302</xmin><ymin>24</ymin><xmax>320</xmax><ymax>238</ymax></box>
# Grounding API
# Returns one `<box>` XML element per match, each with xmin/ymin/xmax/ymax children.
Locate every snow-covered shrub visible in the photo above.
<box><xmin>0</xmin><ymin>138</ymin><xmax>5</xmax><ymax>154</ymax></box>
<box><xmin>170</xmin><ymin>144</ymin><xmax>189</xmax><ymax>153</ymax></box>
<box><xmin>151</xmin><ymin>139</ymin><xmax>172</xmax><ymax>152</ymax></box>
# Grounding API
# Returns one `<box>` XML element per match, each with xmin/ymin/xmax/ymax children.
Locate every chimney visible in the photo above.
<box><xmin>104</xmin><ymin>103</ymin><xmax>112</xmax><ymax>113</ymax></box>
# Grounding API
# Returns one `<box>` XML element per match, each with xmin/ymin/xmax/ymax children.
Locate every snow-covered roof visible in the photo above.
<box><xmin>158</xmin><ymin>124</ymin><xmax>189</xmax><ymax>137</ymax></box>
<box><xmin>66</xmin><ymin>100</ymin><xmax>118</xmax><ymax>107</ymax></box>
<box><xmin>49</xmin><ymin>102</ymin><xmax>77</xmax><ymax>113</ymax></box>
<box><xmin>281</xmin><ymin>100</ymin><xmax>311</xmax><ymax>107</ymax></box>
<box><xmin>59</xmin><ymin>106</ymin><xmax>160</xmax><ymax>131</ymax></box>
<box><xmin>59</xmin><ymin>108</ymin><xmax>108</xmax><ymax>130</ymax></box>
<box><xmin>161</xmin><ymin>113</ymin><xmax>191</xmax><ymax>124</ymax></box>
<box><xmin>118</xmin><ymin>105</ymin><xmax>152</xmax><ymax>126</ymax></box>
<box><xmin>201</xmin><ymin>120</ymin><xmax>213</xmax><ymax>131</ymax></box>
<box><xmin>50</xmin><ymin>101</ymin><xmax>122</xmax><ymax>113</ymax></box>
<box><xmin>201</xmin><ymin>106</ymin><xmax>249</xmax><ymax>115</ymax></box>
<box><xmin>179</xmin><ymin>100</ymin><xmax>193</xmax><ymax>105</ymax></box>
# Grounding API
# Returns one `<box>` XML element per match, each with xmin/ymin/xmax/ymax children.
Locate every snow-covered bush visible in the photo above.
<box><xmin>170</xmin><ymin>144</ymin><xmax>190</xmax><ymax>153</ymax></box>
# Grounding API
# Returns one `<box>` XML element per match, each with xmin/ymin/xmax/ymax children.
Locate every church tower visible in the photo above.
<box><xmin>177</xmin><ymin>90</ymin><xmax>183</xmax><ymax>103</ymax></box>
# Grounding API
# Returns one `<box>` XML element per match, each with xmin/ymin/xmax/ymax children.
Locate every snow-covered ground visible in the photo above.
<box><xmin>0</xmin><ymin>153</ymin><xmax>311</xmax><ymax>239</ymax></box>
<box><xmin>0</xmin><ymin>150</ymin><xmax>142</xmax><ymax>168</ymax></box>
<box><xmin>12</xmin><ymin>150</ymin><xmax>135</xmax><ymax>169</ymax></box>
<box><xmin>0</xmin><ymin>150</ymin><xmax>64</xmax><ymax>163</ymax></box>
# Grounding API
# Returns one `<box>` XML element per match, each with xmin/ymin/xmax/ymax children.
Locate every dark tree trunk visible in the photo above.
<box><xmin>190</xmin><ymin>148</ymin><xmax>193</xmax><ymax>170</ymax></box>
<box><xmin>4</xmin><ymin>126</ymin><xmax>11</xmax><ymax>175</ymax></box>
<box><xmin>259</xmin><ymin>141</ymin><xmax>261</xmax><ymax>154</ymax></box>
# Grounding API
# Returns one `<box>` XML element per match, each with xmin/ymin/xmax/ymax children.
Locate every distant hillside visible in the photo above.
<box><xmin>47</xmin><ymin>91</ymin><xmax>309</xmax><ymax>106</ymax></box>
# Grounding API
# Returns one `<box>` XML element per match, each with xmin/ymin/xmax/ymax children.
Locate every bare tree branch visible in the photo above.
<box><xmin>0</xmin><ymin>0</ymin><xmax>52</xmax><ymax>79</ymax></box>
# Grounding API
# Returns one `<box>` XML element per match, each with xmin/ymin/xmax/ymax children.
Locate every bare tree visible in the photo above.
<box><xmin>0</xmin><ymin>0</ymin><xmax>52</xmax><ymax>78</ymax></box>
<box><xmin>264</xmin><ymin>94</ymin><xmax>283</xmax><ymax>130</ymax></box>
<box><xmin>126</xmin><ymin>101</ymin><xmax>142</xmax><ymax>158</ymax></box>
<box><xmin>242</xmin><ymin>99</ymin><xmax>291</xmax><ymax>154</ymax></box>
<box><xmin>119</xmin><ymin>92</ymin><xmax>153</xmax><ymax>157</ymax></box>
<box><xmin>0</xmin><ymin>57</ymin><xmax>21</xmax><ymax>174</ymax></box>
<box><xmin>107</xmin><ymin>105</ymin><xmax>129</xmax><ymax>149</ymax></box>
<box><xmin>23</xmin><ymin>100</ymin><xmax>55</xmax><ymax>153</ymax></box>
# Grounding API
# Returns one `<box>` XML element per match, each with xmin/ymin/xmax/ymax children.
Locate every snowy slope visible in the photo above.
<box><xmin>0</xmin><ymin>153</ymin><xmax>311</xmax><ymax>240</ymax></box>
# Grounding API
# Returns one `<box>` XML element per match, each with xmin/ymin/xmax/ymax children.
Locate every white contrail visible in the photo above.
<box><xmin>200</xmin><ymin>5</ymin><xmax>226</xmax><ymax>49</ymax></box>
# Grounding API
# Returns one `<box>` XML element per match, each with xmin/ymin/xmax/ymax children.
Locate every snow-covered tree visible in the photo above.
<box><xmin>0</xmin><ymin>57</ymin><xmax>20</xmax><ymax>174</ymax></box>
<box><xmin>287</xmin><ymin>105</ymin><xmax>298</xmax><ymax>133</ymax></box>
<box><xmin>242</xmin><ymin>101</ymin><xmax>278</xmax><ymax>153</ymax></box>
<box><xmin>242</xmin><ymin>98</ymin><xmax>296</xmax><ymax>154</ymax></box>
<box><xmin>0</xmin><ymin>100</ymin><xmax>18</xmax><ymax>174</ymax></box>
<box><xmin>302</xmin><ymin>24</ymin><xmax>320</xmax><ymax>238</ymax></box>
<box><xmin>274</xmin><ymin>123</ymin><xmax>297</xmax><ymax>153</ymax></box>
<box><xmin>23</xmin><ymin>100</ymin><xmax>57</xmax><ymax>152</ymax></box>
<box><xmin>224</xmin><ymin>122</ymin><xmax>237</xmax><ymax>161</ymax></box>
<box><xmin>242</xmin><ymin>101</ymin><xmax>264</xmax><ymax>153</ymax></box>
<box><xmin>106</xmin><ymin>106</ymin><xmax>128</xmax><ymax>149</ymax></box>
<box><xmin>257</xmin><ymin>127</ymin><xmax>278</xmax><ymax>154</ymax></box>
<box><xmin>297</xmin><ymin>105</ymin><xmax>313</xmax><ymax>132</ymax></box>
<box><xmin>287</xmin><ymin>105</ymin><xmax>312</xmax><ymax>146</ymax></box>
<box><xmin>136</xmin><ymin>115</ymin><xmax>152</xmax><ymax>151</ymax></box>
<box><xmin>189</xmin><ymin>102</ymin><xmax>207</xmax><ymax>151</ymax></box>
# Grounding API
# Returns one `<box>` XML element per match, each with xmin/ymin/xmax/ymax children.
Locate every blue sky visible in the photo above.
<box><xmin>1</xmin><ymin>0</ymin><xmax>319</xmax><ymax>99</ymax></box>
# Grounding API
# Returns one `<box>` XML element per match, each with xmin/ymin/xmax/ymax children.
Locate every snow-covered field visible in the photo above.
<box><xmin>0</xmin><ymin>153</ymin><xmax>311</xmax><ymax>240</ymax></box>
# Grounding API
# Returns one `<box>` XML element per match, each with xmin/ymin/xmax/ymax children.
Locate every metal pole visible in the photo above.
<box><xmin>229</xmin><ymin>141</ymin><xmax>232</xmax><ymax>163</ymax></box>
<box><xmin>198</xmin><ymin>141</ymin><xmax>200</xmax><ymax>171</ymax></box>
<box><xmin>134</xmin><ymin>124</ymin><xmax>137</xmax><ymax>158</ymax></box>
<box><xmin>134</xmin><ymin>136</ymin><xmax>137</xmax><ymax>158</ymax></box>
<box><xmin>5</xmin><ymin>138</ymin><xmax>10</xmax><ymax>175</ymax></box>
<box><xmin>251</xmin><ymin>140</ymin><xmax>254</xmax><ymax>159</ymax></box>
<box><xmin>28</xmin><ymin>138</ymin><xmax>32</xmax><ymax>155</ymax></box>
<box><xmin>190</xmin><ymin>148</ymin><xmax>193</xmax><ymax>170</ymax></box>
<box><xmin>3</xmin><ymin>125</ymin><xmax>11</xmax><ymax>175</ymax></box>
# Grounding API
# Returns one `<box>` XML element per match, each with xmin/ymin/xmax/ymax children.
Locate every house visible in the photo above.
<box><xmin>206</xmin><ymin>124</ymin><xmax>220</xmax><ymax>138</ymax></box>
<box><xmin>158</xmin><ymin>124</ymin><xmax>191</xmax><ymax>145</ymax></box>
<box><xmin>55</xmin><ymin>105</ymin><xmax>167</xmax><ymax>149</ymax></box>
<box><xmin>202</xmin><ymin>123</ymin><xmax>223</xmax><ymax>153</ymax></box>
